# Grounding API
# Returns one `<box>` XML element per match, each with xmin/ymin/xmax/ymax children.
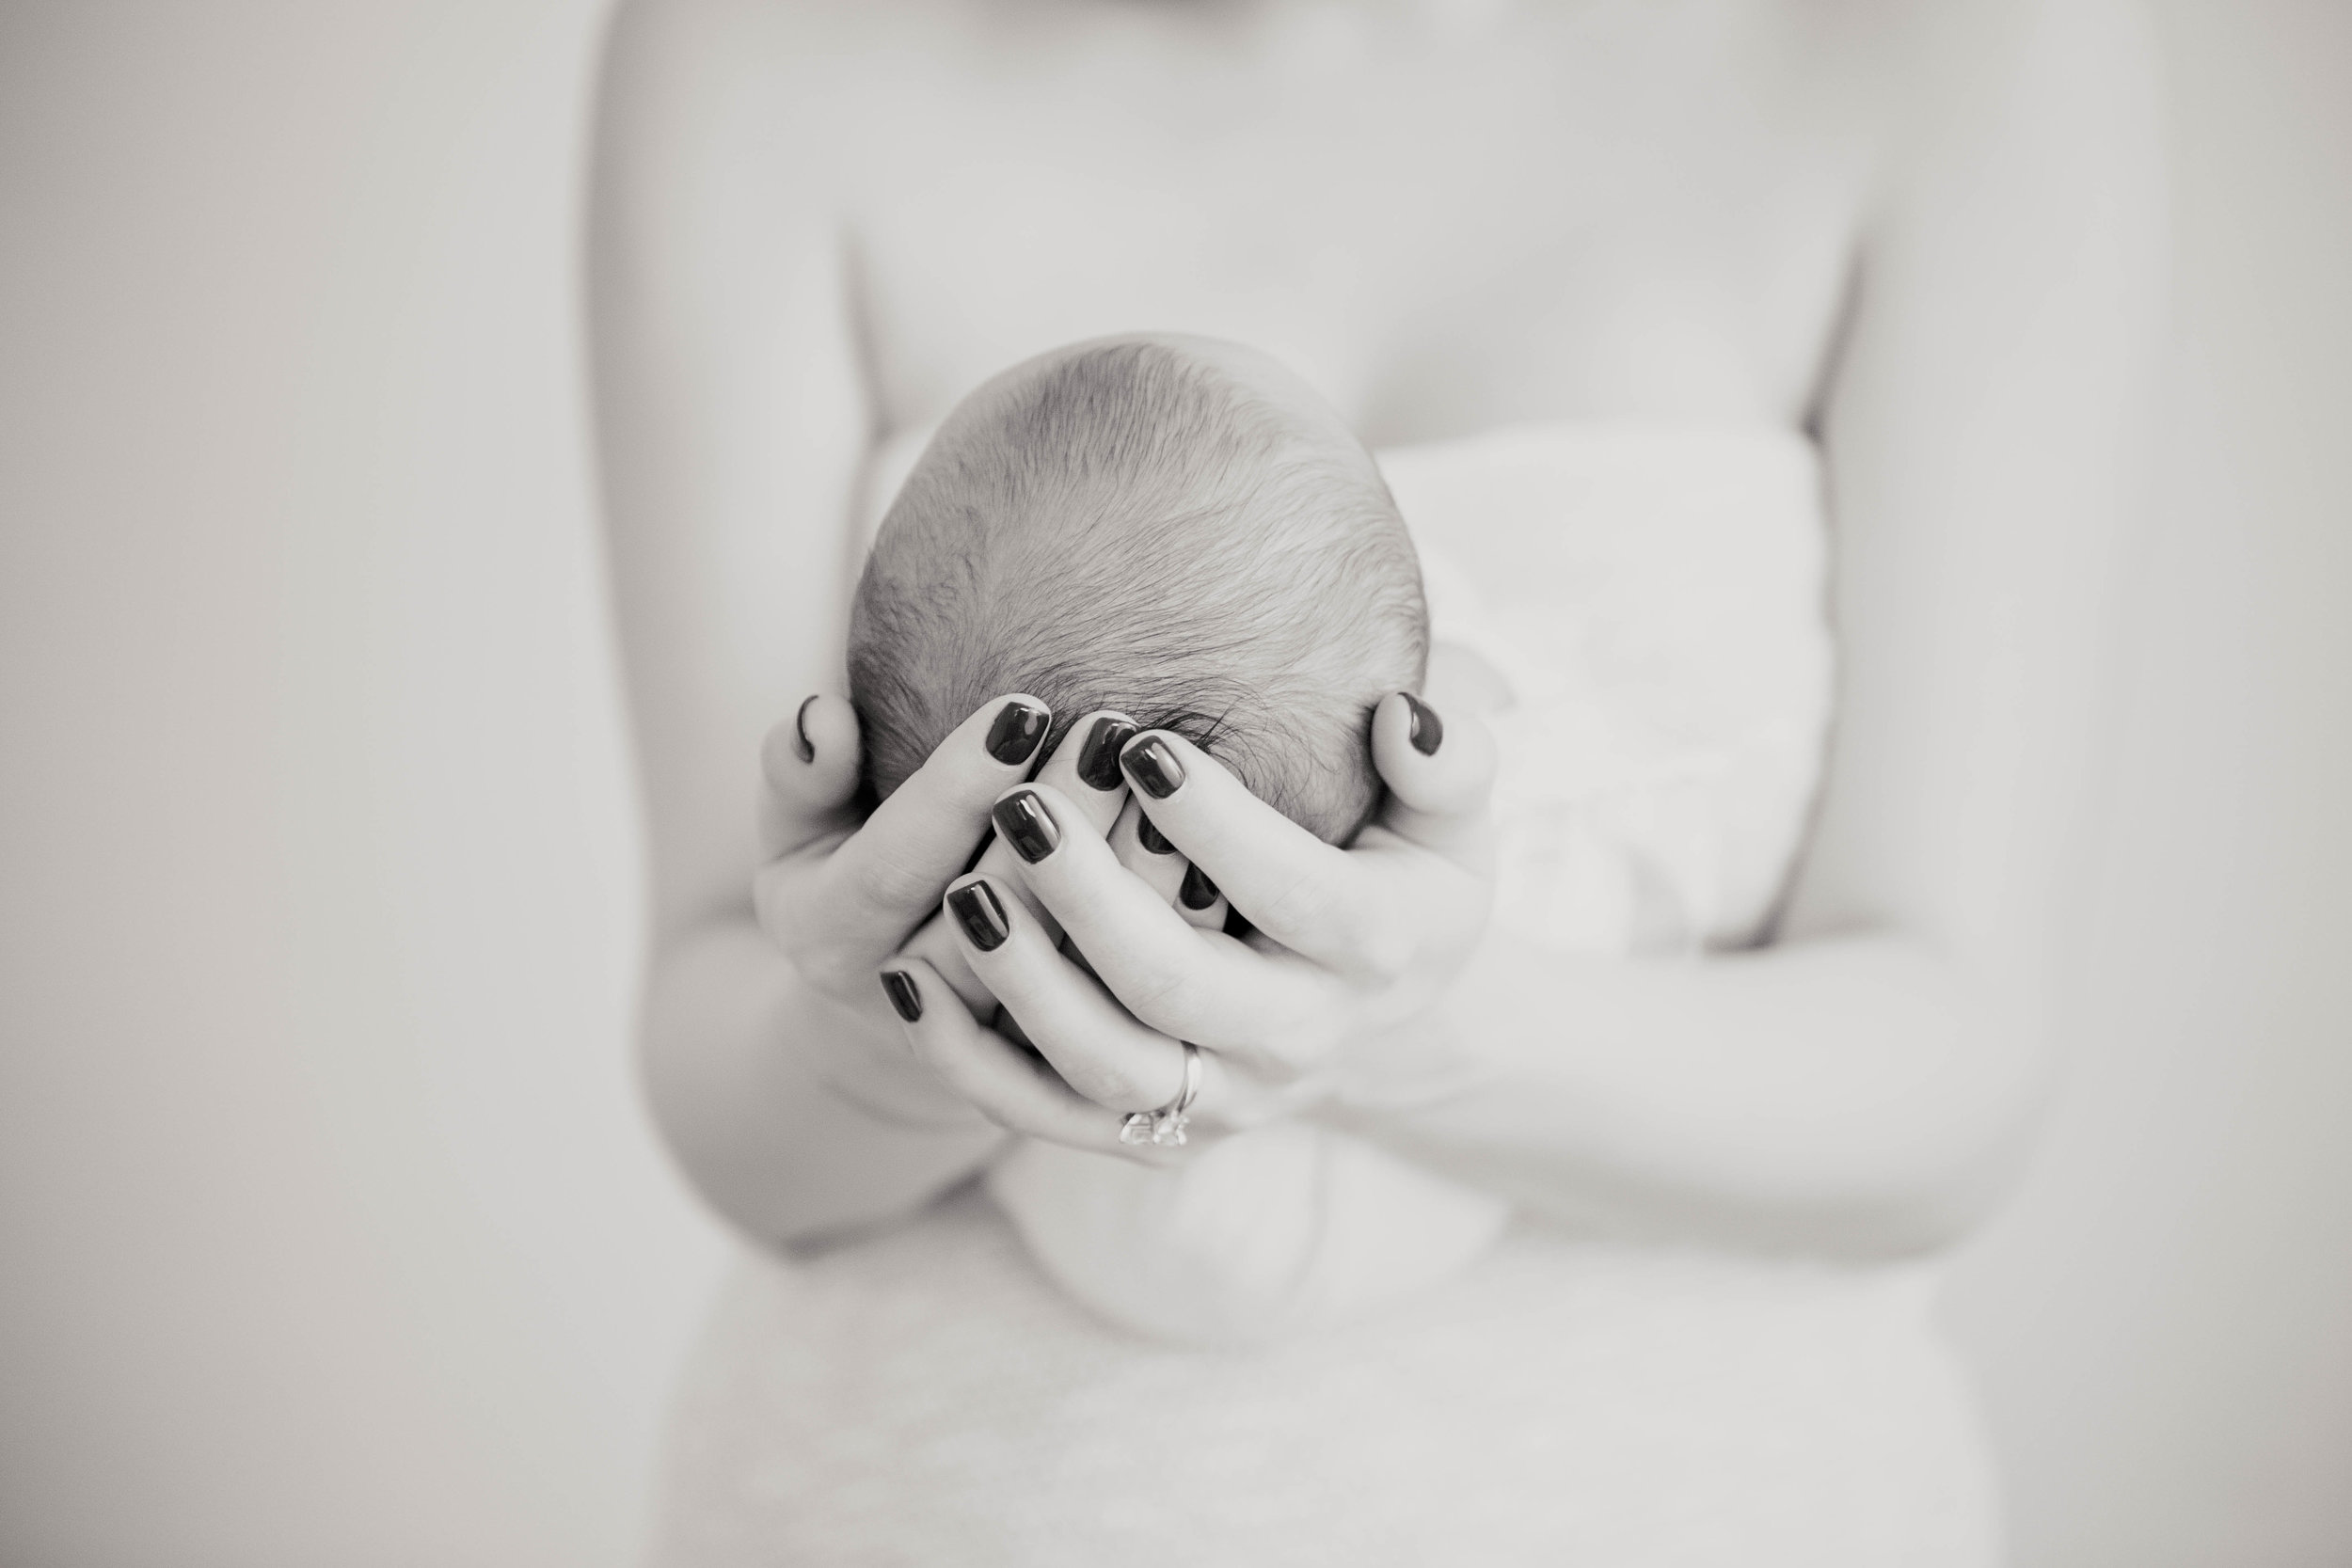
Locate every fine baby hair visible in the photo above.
<box><xmin>848</xmin><ymin>334</ymin><xmax>1426</xmax><ymax>845</ymax></box>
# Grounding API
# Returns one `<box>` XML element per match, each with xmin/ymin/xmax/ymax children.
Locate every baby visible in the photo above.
<box><xmin>850</xmin><ymin>335</ymin><xmax>1508</xmax><ymax>1343</ymax></box>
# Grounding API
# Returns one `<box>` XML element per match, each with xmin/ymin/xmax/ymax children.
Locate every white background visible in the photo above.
<box><xmin>1</xmin><ymin>4</ymin><xmax>2344</xmax><ymax>1563</ymax></box>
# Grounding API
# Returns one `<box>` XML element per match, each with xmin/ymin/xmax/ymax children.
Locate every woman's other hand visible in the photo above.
<box><xmin>880</xmin><ymin>690</ymin><xmax>1498</xmax><ymax>1157</ymax></box>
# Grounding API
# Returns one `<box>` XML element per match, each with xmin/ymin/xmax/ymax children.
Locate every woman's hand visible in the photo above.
<box><xmin>880</xmin><ymin>690</ymin><xmax>1499</xmax><ymax>1160</ymax></box>
<box><xmin>752</xmin><ymin>689</ymin><xmax>1053</xmax><ymax>1037</ymax></box>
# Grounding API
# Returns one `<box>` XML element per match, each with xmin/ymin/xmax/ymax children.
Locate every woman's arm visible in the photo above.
<box><xmin>1346</xmin><ymin>0</ymin><xmax>2170</xmax><ymax>1256</ymax></box>
<box><xmin>590</xmin><ymin>0</ymin><xmax>1000</xmax><ymax>1248</ymax></box>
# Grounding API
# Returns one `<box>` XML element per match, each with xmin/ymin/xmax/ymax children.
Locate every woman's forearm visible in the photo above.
<box><xmin>1339</xmin><ymin>929</ymin><xmax>2049</xmax><ymax>1259</ymax></box>
<box><xmin>641</xmin><ymin>917</ymin><xmax>1005</xmax><ymax>1251</ymax></box>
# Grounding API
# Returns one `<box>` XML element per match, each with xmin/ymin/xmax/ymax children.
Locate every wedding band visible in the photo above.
<box><xmin>1119</xmin><ymin>1042</ymin><xmax>1201</xmax><ymax>1148</ymax></box>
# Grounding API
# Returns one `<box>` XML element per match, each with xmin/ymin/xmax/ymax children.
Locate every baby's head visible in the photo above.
<box><xmin>849</xmin><ymin>335</ymin><xmax>1425</xmax><ymax>844</ymax></box>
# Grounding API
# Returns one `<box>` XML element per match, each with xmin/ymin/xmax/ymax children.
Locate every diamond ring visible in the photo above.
<box><xmin>1119</xmin><ymin>1042</ymin><xmax>1201</xmax><ymax>1148</ymax></box>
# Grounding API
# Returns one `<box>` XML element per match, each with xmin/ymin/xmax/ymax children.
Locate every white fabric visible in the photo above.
<box><xmin>988</xmin><ymin>422</ymin><xmax>1836</xmax><ymax>1347</ymax></box>
<box><xmin>648</xmin><ymin>424</ymin><xmax>1997</xmax><ymax>1566</ymax></box>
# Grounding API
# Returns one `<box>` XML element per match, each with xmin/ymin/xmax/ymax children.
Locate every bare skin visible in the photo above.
<box><xmin>590</xmin><ymin>0</ymin><xmax>2165</xmax><ymax>1257</ymax></box>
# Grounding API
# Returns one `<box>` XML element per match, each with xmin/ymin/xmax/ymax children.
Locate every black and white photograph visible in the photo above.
<box><xmin>2</xmin><ymin>1</ymin><xmax>2347</xmax><ymax>1563</ymax></box>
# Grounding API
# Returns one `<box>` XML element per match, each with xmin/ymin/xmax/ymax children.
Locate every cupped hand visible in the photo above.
<box><xmin>880</xmin><ymin>690</ymin><xmax>1498</xmax><ymax>1161</ymax></box>
<box><xmin>752</xmin><ymin>690</ymin><xmax>1054</xmax><ymax>1027</ymax></box>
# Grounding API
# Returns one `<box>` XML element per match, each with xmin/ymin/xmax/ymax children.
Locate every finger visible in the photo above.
<box><xmin>1038</xmin><ymin>708</ymin><xmax>1136</xmax><ymax>832</ymax></box>
<box><xmin>987</xmin><ymin>785</ymin><xmax>1325</xmax><ymax>1068</ymax></box>
<box><xmin>880</xmin><ymin>959</ymin><xmax>1184</xmax><ymax>1164</ymax></box>
<box><xmin>980</xmin><ymin>707</ymin><xmax>1136</xmax><ymax>944</ymax></box>
<box><xmin>801</xmin><ymin>693</ymin><xmax>1052</xmax><ymax>942</ymax></box>
<box><xmin>912</xmin><ymin>707</ymin><xmax>1136</xmax><ymax>1008</ymax></box>
<box><xmin>941</xmin><ymin>872</ymin><xmax>1195</xmax><ymax>1112</ymax></box>
<box><xmin>1367</xmin><ymin>691</ymin><xmax>1497</xmax><ymax>863</ymax></box>
<box><xmin>1173</xmin><ymin>860</ymin><xmax>1231</xmax><ymax>931</ymax></box>
<box><xmin>897</xmin><ymin>907</ymin><xmax>993</xmax><ymax>1016</ymax></box>
<box><xmin>1119</xmin><ymin>730</ymin><xmax>1375</xmax><ymax>969</ymax></box>
<box><xmin>1109</xmin><ymin>799</ymin><xmax>1226</xmax><ymax>930</ymax></box>
<box><xmin>756</xmin><ymin>694</ymin><xmax>862</xmax><ymax>858</ymax></box>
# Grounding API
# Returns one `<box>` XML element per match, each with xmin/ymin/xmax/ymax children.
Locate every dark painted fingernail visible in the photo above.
<box><xmin>879</xmin><ymin>969</ymin><xmax>922</xmax><ymax>1022</ymax></box>
<box><xmin>793</xmin><ymin>694</ymin><xmax>818</xmax><ymax>764</ymax></box>
<box><xmin>992</xmin><ymin>788</ymin><xmax>1059</xmax><ymax>864</ymax></box>
<box><xmin>946</xmin><ymin>879</ymin><xmax>1010</xmax><ymax>951</ymax></box>
<box><xmin>1122</xmin><ymin>735</ymin><xmax>1185</xmax><ymax>800</ymax></box>
<box><xmin>1136</xmin><ymin>814</ymin><xmax>1176</xmax><ymax>855</ymax></box>
<box><xmin>985</xmin><ymin>699</ymin><xmax>1052</xmax><ymax>766</ymax></box>
<box><xmin>1075</xmin><ymin>714</ymin><xmax>1138</xmax><ymax>791</ymax></box>
<box><xmin>1180</xmin><ymin>863</ymin><xmax>1220</xmax><ymax>911</ymax></box>
<box><xmin>1404</xmin><ymin>692</ymin><xmax>1445</xmax><ymax>756</ymax></box>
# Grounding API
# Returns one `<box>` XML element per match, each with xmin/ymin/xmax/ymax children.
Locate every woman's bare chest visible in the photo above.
<box><xmin>834</xmin><ymin>3</ymin><xmax>1878</xmax><ymax>443</ymax></box>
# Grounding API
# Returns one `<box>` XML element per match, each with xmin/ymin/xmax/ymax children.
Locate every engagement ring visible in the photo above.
<box><xmin>1119</xmin><ymin>1042</ymin><xmax>1200</xmax><ymax>1148</ymax></box>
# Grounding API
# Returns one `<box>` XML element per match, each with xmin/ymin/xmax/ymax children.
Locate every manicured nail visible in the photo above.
<box><xmin>993</xmin><ymin>789</ymin><xmax>1060</xmax><ymax>864</ymax></box>
<box><xmin>793</xmin><ymin>694</ymin><xmax>818</xmax><ymax>764</ymax></box>
<box><xmin>879</xmin><ymin>969</ymin><xmax>922</xmax><ymax>1022</ymax></box>
<box><xmin>1136</xmin><ymin>814</ymin><xmax>1176</xmax><ymax>855</ymax></box>
<box><xmin>1404</xmin><ymin>693</ymin><xmax>1444</xmax><ymax>756</ymax></box>
<box><xmin>946</xmin><ymin>879</ymin><xmax>1010</xmax><ymax>952</ymax></box>
<box><xmin>1075</xmin><ymin>714</ymin><xmax>1138</xmax><ymax>791</ymax></box>
<box><xmin>985</xmin><ymin>698</ymin><xmax>1052</xmax><ymax>766</ymax></box>
<box><xmin>1180</xmin><ymin>863</ymin><xmax>1220</xmax><ymax>911</ymax></box>
<box><xmin>1122</xmin><ymin>735</ymin><xmax>1185</xmax><ymax>800</ymax></box>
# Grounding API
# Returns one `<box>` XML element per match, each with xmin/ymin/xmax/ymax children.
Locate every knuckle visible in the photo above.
<box><xmin>1115</xmin><ymin>960</ymin><xmax>1199</xmax><ymax>1037</ymax></box>
<box><xmin>857</xmin><ymin>844</ymin><xmax>942</xmax><ymax>915</ymax></box>
<box><xmin>1064</xmin><ymin>1059</ymin><xmax>1148</xmax><ymax>1112</ymax></box>
<box><xmin>1251</xmin><ymin>865</ymin><xmax>1333</xmax><ymax>940</ymax></box>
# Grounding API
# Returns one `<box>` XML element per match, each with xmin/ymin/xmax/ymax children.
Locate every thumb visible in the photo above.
<box><xmin>757</xmin><ymin>693</ymin><xmax>864</xmax><ymax>858</ymax></box>
<box><xmin>1368</xmin><ymin>691</ymin><xmax>1495</xmax><ymax>862</ymax></box>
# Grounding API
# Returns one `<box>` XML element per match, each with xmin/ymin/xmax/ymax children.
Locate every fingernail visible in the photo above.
<box><xmin>1136</xmin><ymin>814</ymin><xmax>1176</xmax><ymax>855</ymax></box>
<box><xmin>1074</xmin><ymin>713</ymin><xmax>1138</xmax><ymax>791</ymax></box>
<box><xmin>985</xmin><ymin>698</ymin><xmax>1052</xmax><ymax>766</ymax></box>
<box><xmin>794</xmin><ymin>694</ymin><xmax>818</xmax><ymax>764</ymax></box>
<box><xmin>1180</xmin><ymin>863</ymin><xmax>1220</xmax><ymax>911</ymax></box>
<box><xmin>879</xmin><ymin>969</ymin><xmax>922</xmax><ymax>1022</ymax></box>
<box><xmin>946</xmin><ymin>879</ymin><xmax>1010</xmax><ymax>952</ymax></box>
<box><xmin>1404</xmin><ymin>692</ymin><xmax>1444</xmax><ymax>756</ymax></box>
<box><xmin>992</xmin><ymin>788</ymin><xmax>1059</xmax><ymax>864</ymax></box>
<box><xmin>1122</xmin><ymin>735</ymin><xmax>1185</xmax><ymax>800</ymax></box>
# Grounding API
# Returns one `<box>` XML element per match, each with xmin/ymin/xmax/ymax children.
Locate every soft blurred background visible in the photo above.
<box><xmin>0</xmin><ymin>3</ymin><xmax>2344</xmax><ymax>1564</ymax></box>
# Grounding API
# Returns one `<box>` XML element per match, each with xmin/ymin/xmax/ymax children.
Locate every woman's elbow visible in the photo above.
<box><xmin>1798</xmin><ymin>1021</ymin><xmax>2058</xmax><ymax>1260</ymax></box>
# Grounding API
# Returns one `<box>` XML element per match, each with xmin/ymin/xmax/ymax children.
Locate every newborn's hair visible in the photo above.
<box><xmin>848</xmin><ymin>338</ymin><xmax>1426</xmax><ymax>843</ymax></box>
